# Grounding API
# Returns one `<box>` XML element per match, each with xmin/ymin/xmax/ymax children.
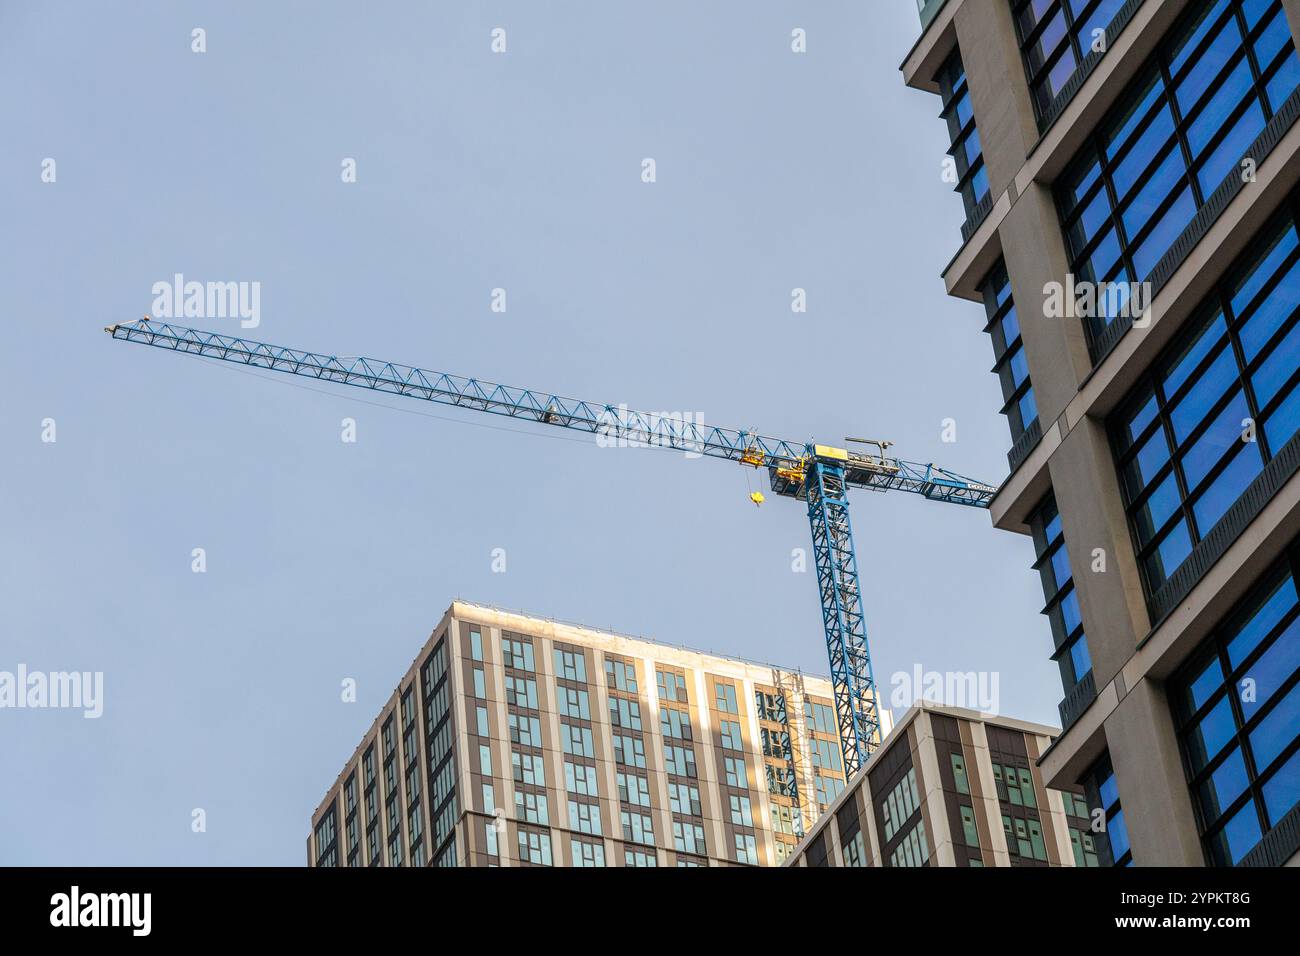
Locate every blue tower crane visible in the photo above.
<box><xmin>106</xmin><ymin>317</ymin><xmax>997</xmax><ymax>777</ymax></box>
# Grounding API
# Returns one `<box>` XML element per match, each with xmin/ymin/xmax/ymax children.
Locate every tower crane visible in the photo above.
<box><xmin>106</xmin><ymin>317</ymin><xmax>998</xmax><ymax>778</ymax></box>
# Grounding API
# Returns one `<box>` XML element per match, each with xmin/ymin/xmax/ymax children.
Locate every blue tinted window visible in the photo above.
<box><xmin>937</xmin><ymin>52</ymin><xmax>987</xmax><ymax>228</ymax></box>
<box><xmin>980</xmin><ymin>262</ymin><xmax>1039</xmax><ymax>447</ymax></box>
<box><xmin>1029</xmin><ymin>493</ymin><xmax>1091</xmax><ymax>694</ymax></box>
<box><xmin>1111</xmin><ymin>206</ymin><xmax>1300</xmax><ymax>599</ymax></box>
<box><xmin>1057</xmin><ymin>0</ymin><xmax>1300</xmax><ymax>354</ymax></box>
<box><xmin>1170</xmin><ymin>554</ymin><xmax>1300</xmax><ymax>864</ymax></box>
<box><xmin>1013</xmin><ymin>0</ymin><xmax>1133</xmax><ymax>121</ymax></box>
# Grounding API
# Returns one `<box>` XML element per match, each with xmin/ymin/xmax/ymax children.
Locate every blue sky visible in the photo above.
<box><xmin>0</xmin><ymin>1</ymin><xmax>1059</xmax><ymax>864</ymax></box>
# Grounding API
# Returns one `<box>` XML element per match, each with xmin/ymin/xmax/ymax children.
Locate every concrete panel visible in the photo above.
<box><xmin>1104</xmin><ymin>678</ymin><xmax>1203</xmax><ymax>865</ymax></box>
<box><xmin>1047</xmin><ymin>418</ymin><xmax>1152</xmax><ymax>691</ymax></box>
<box><xmin>999</xmin><ymin>184</ymin><xmax>1094</xmax><ymax>426</ymax></box>
<box><xmin>953</xmin><ymin>0</ymin><xmax>1040</xmax><ymax>199</ymax></box>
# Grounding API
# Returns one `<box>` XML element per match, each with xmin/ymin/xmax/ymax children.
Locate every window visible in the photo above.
<box><xmin>806</xmin><ymin>700</ymin><xmax>836</xmax><ymax>735</ymax></box>
<box><xmin>469</xmin><ymin>627</ymin><xmax>483</xmax><ymax>661</ymax></box>
<box><xmin>517</xmin><ymin>828</ymin><xmax>552</xmax><ymax>866</ymax></box>
<box><xmin>724</xmin><ymin>756</ymin><xmax>747</xmax><ymax>788</ymax></box>
<box><xmin>571</xmin><ymin>839</ymin><xmax>605</xmax><ymax>867</ymax></box>
<box><xmin>729</xmin><ymin>794</ymin><xmax>754</xmax><ymax>827</ymax></box>
<box><xmin>663</xmin><ymin>744</ymin><xmax>697</xmax><ymax>778</ymax></box>
<box><xmin>314</xmin><ymin>806</ymin><xmax>338</xmax><ymax>867</ymax></box>
<box><xmin>842</xmin><ymin>829</ymin><xmax>867</xmax><ymax>867</ymax></box>
<box><xmin>621</xmin><ymin>810</ymin><xmax>655</xmax><ymax>845</ymax></box>
<box><xmin>617</xmin><ymin>772</ymin><xmax>651</xmax><ymax>807</ymax></box>
<box><xmin>980</xmin><ymin>261</ymin><xmax>1039</xmax><ymax>446</ymax></box>
<box><xmin>762</xmin><ymin>727</ymin><xmax>791</xmax><ymax>759</ymax></box>
<box><xmin>936</xmin><ymin>51</ymin><xmax>989</xmax><ymax>222</ymax></box>
<box><xmin>756</xmin><ymin>690</ymin><xmax>787</xmax><ymax>722</ymax></box>
<box><xmin>605</xmin><ymin>658</ymin><xmax>637</xmax><ymax>693</ymax></box>
<box><xmin>501</xmin><ymin>636</ymin><xmax>535</xmax><ymax>672</ymax></box>
<box><xmin>565</xmin><ymin>761</ymin><xmax>599</xmax><ymax>797</ymax></box>
<box><xmin>1111</xmin><ymin>204</ymin><xmax>1300</xmax><ymax>597</ymax></box>
<box><xmin>734</xmin><ymin>832</ymin><xmax>758</xmax><ymax>865</ymax></box>
<box><xmin>1029</xmin><ymin>493</ymin><xmax>1094</xmax><ymax>694</ymax></box>
<box><xmin>568</xmin><ymin>800</ymin><xmax>601</xmax><ymax>835</ymax></box>
<box><xmin>508</xmin><ymin>713</ymin><xmax>542</xmax><ymax>748</ymax></box>
<box><xmin>673</xmin><ymin>821</ymin><xmax>706</xmax><ymax>854</ymax></box>
<box><xmin>714</xmin><ymin>681</ymin><xmax>739</xmax><ymax>714</ymax></box>
<box><xmin>1058</xmin><ymin>0</ymin><xmax>1300</xmax><ymax>352</ymax></box>
<box><xmin>995</xmin><ymin>762</ymin><xmax>1039</xmax><ymax>809</ymax></box>
<box><xmin>669</xmin><ymin>782</ymin><xmax>702</xmax><ymax>816</ymax></box>
<box><xmin>889</xmin><ymin>820</ymin><xmax>930</xmax><ymax>867</ymax></box>
<box><xmin>959</xmin><ymin>804</ymin><xmax>980</xmax><ymax>848</ymax></box>
<box><xmin>557</xmin><ymin>686</ymin><xmax>590</xmax><ymax>720</ymax></box>
<box><xmin>612</xmin><ymin>733</ymin><xmax>645</xmax><ymax>768</ymax></box>
<box><xmin>951</xmin><ymin>753</ymin><xmax>970</xmax><ymax>794</ymax></box>
<box><xmin>1170</xmin><ymin>552</ymin><xmax>1300</xmax><ymax>864</ymax></box>
<box><xmin>625</xmin><ymin>849</ymin><xmax>657</xmax><ymax>867</ymax></box>
<box><xmin>562</xmin><ymin>723</ymin><xmax>594</xmax><ymax>758</ymax></box>
<box><xmin>1003</xmin><ymin>814</ymin><xmax>1048</xmax><ymax>861</ymax></box>
<box><xmin>1071</xmin><ymin>828</ymin><xmax>1101</xmax><ymax>866</ymax></box>
<box><xmin>1085</xmin><ymin>753</ymin><xmax>1132</xmax><ymax>866</ymax></box>
<box><xmin>511</xmin><ymin>751</ymin><xmax>545</xmax><ymax>787</ymax></box>
<box><xmin>766</xmin><ymin>763</ymin><xmax>796</xmax><ymax>797</ymax></box>
<box><xmin>657</xmin><ymin>668</ymin><xmax>687</xmax><ymax>702</ymax></box>
<box><xmin>514</xmin><ymin>789</ymin><xmax>548</xmax><ymax>825</ymax></box>
<box><xmin>1013</xmin><ymin>0</ymin><xmax>1132</xmax><ymax>120</ymax></box>
<box><xmin>660</xmin><ymin>707</ymin><xmax>692</xmax><ymax>741</ymax></box>
<box><xmin>553</xmin><ymin>647</ymin><xmax>587</xmax><ymax>682</ymax></box>
<box><xmin>719</xmin><ymin>719</ymin><xmax>744</xmax><ymax>751</ymax></box>
<box><xmin>881</xmin><ymin>768</ymin><xmax>921</xmax><ymax>841</ymax></box>
<box><xmin>811</xmin><ymin>737</ymin><xmax>842</xmax><ymax>774</ymax></box>
<box><xmin>608</xmin><ymin>696</ymin><xmax>642</xmax><ymax>731</ymax></box>
<box><xmin>504</xmin><ymin>675</ymin><xmax>538</xmax><ymax>710</ymax></box>
<box><xmin>815</xmin><ymin>774</ymin><xmax>845</xmax><ymax>807</ymax></box>
<box><xmin>772</xmin><ymin>801</ymin><xmax>798</xmax><ymax>836</ymax></box>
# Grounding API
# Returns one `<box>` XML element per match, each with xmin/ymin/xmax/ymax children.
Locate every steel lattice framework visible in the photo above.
<box><xmin>107</xmin><ymin>317</ymin><xmax>997</xmax><ymax>773</ymax></box>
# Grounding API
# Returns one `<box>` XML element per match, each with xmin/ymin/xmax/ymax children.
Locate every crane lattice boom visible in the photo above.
<box><xmin>106</xmin><ymin>317</ymin><xmax>997</xmax><ymax>778</ymax></box>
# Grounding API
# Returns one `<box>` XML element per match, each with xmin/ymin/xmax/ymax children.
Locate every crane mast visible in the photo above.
<box><xmin>106</xmin><ymin>317</ymin><xmax>997</xmax><ymax>777</ymax></box>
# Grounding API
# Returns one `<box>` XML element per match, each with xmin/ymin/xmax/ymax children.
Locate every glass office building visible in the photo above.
<box><xmin>903</xmin><ymin>0</ymin><xmax>1300</xmax><ymax>865</ymax></box>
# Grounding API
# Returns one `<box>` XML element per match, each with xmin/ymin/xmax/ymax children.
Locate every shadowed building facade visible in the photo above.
<box><xmin>308</xmin><ymin>602</ymin><xmax>884</xmax><ymax>867</ymax></box>
<box><xmin>904</xmin><ymin>0</ymin><xmax>1300</xmax><ymax>865</ymax></box>
<box><xmin>786</xmin><ymin>702</ymin><xmax>1100</xmax><ymax>867</ymax></box>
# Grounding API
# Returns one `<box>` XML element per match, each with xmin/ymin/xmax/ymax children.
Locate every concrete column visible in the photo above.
<box><xmin>1282</xmin><ymin>0</ymin><xmax>1300</xmax><ymax>53</ymax></box>
<box><xmin>1104</xmin><ymin>678</ymin><xmax>1204</xmax><ymax>865</ymax></box>
<box><xmin>953</xmin><ymin>0</ymin><xmax>1040</xmax><ymax>197</ymax></box>
<box><xmin>999</xmin><ymin>184</ymin><xmax>1094</xmax><ymax>426</ymax></box>
<box><xmin>1048</xmin><ymin>418</ymin><xmax>1153</xmax><ymax>691</ymax></box>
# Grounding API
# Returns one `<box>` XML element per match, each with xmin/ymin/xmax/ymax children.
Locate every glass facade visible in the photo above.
<box><xmin>1111</xmin><ymin>201</ymin><xmax>1300</xmax><ymax>597</ymax></box>
<box><xmin>1057</xmin><ymin>0</ymin><xmax>1300</xmax><ymax>351</ymax></box>
<box><xmin>1083</xmin><ymin>753</ymin><xmax>1132</xmax><ymax>865</ymax></box>
<box><xmin>1170</xmin><ymin>549</ymin><xmax>1300</xmax><ymax>864</ymax></box>
<box><xmin>1028</xmin><ymin>493</ymin><xmax>1093</xmax><ymax>694</ymax></box>
<box><xmin>1012</xmin><ymin>0</ymin><xmax>1130</xmax><ymax>119</ymax></box>
<box><xmin>937</xmin><ymin>51</ymin><xmax>990</xmax><ymax>224</ymax></box>
<box><xmin>979</xmin><ymin>260</ymin><xmax>1039</xmax><ymax>446</ymax></box>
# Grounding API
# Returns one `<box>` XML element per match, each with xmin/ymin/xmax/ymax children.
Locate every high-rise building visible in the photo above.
<box><xmin>308</xmin><ymin>602</ymin><xmax>884</xmax><ymax>867</ymax></box>
<box><xmin>904</xmin><ymin>0</ymin><xmax>1300</xmax><ymax>865</ymax></box>
<box><xmin>786</xmin><ymin>702</ymin><xmax>1100</xmax><ymax>867</ymax></box>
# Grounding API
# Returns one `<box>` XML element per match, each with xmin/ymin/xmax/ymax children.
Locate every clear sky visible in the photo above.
<box><xmin>0</xmin><ymin>1</ymin><xmax>1061</xmax><ymax>864</ymax></box>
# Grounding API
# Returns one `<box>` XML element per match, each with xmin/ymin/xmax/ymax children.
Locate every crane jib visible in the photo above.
<box><xmin>107</xmin><ymin>317</ymin><xmax>1000</xmax><ymax>773</ymax></box>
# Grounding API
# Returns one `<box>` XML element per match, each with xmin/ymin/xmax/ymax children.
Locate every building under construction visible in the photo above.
<box><xmin>307</xmin><ymin>602</ymin><xmax>887</xmax><ymax>867</ymax></box>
